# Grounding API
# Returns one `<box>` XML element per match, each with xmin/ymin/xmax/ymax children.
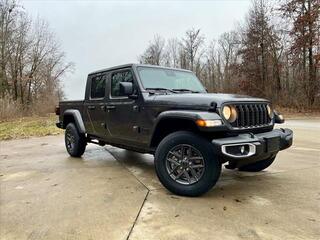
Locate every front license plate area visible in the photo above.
<box><xmin>265</xmin><ymin>136</ymin><xmax>280</xmax><ymax>152</ymax></box>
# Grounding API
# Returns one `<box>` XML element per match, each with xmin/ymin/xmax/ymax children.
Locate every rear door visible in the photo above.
<box><xmin>84</xmin><ymin>73</ymin><xmax>108</xmax><ymax>138</ymax></box>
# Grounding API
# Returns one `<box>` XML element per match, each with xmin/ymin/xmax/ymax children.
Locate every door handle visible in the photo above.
<box><xmin>88</xmin><ymin>105</ymin><xmax>96</xmax><ymax>110</ymax></box>
<box><xmin>106</xmin><ymin>105</ymin><xmax>116</xmax><ymax>110</ymax></box>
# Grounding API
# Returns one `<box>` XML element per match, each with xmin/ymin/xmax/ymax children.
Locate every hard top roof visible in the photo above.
<box><xmin>88</xmin><ymin>63</ymin><xmax>192</xmax><ymax>75</ymax></box>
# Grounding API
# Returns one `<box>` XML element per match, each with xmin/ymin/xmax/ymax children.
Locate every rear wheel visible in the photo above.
<box><xmin>65</xmin><ymin>123</ymin><xmax>86</xmax><ymax>157</ymax></box>
<box><xmin>238</xmin><ymin>156</ymin><xmax>276</xmax><ymax>172</ymax></box>
<box><xmin>155</xmin><ymin>131</ymin><xmax>221</xmax><ymax>197</ymax></box>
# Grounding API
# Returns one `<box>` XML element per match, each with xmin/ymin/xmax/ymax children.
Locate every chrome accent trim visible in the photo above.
<box><xmin>221</xmin><ymin>143</ymin><xmax>256</xmax><ymax>158</ymax></box>
<box><xmin>230</xmin><ymin>122</ymin><xmax>273</xmax><ymax>130</ymax></box>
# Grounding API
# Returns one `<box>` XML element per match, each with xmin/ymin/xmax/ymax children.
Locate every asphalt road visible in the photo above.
<box><xmin>0</xmin><ymin>119</ymin><xmax>319</xmax><ymax>240</ymax></box>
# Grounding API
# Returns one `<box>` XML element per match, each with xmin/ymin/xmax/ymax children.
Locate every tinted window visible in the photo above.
<box><xmin>111</xmin><ymin>70</ymin><xmax>133</xmax><ymax>97</ymax></box>
<box><xmin>91</xmin><ymin>75</ymin><xmax>106</xmax><ymax>99</ymax></box>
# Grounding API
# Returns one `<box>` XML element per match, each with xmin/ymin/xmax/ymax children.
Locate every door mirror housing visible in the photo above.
<box><xmin>274</xmin><ymin>111</ymin><xmax>285</xmax><ymax>123</ymax></box>
<box><xmin>119</xmin><ymin>82</ymin><xmax>134</xmax><ymax>96</ymax></box>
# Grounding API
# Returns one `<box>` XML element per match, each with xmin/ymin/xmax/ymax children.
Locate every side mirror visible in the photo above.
<box><xmin>274</xmin><ymin>111</ymin><xmax>285</xmax><ymax>124</ymax></box>
<box><xmin>119</xmin><ymin>82</ymin><xmax>133</xmax><ymax>96</ymax></box>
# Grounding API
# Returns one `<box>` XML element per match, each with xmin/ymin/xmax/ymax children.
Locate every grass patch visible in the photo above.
<box><xmin>0</xmin><ymin>114</ymin><xmax>63</xmax><ymax>141</ymax></box>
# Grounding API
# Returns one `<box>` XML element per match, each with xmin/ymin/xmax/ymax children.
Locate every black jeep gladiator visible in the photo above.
<box><xmin>56</xmin><ymin>64</ymin><xmax>293</xmax><ymax>196</ymax></box>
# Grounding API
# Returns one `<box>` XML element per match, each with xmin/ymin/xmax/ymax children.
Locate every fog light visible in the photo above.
<box><xmin>240</xmin><ymin>145</ymin><xmax>245</xmax><ymax>154</ymax></box>
<box><xmin>226</xmin><ymin>145</ymin><xmax>250</xmax><ymax>156</ymax></box>
<box><xmin>221</xmin><ymin>143</ymin><xmax>256</xmax><ymax>158</ymax></box>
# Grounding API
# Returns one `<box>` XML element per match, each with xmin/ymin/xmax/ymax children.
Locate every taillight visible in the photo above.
<box><xmin>55</xmin><ymin>106</ymin><xmax>60</xmax><ymax>115</ymax></box>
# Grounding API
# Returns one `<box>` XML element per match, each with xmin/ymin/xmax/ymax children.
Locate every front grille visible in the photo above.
<box><xmin>230</xmin><ymin>103</ymin><xmax>271</xmax><ymax>128</ymax></box>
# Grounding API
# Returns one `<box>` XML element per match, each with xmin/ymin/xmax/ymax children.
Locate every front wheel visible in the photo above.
<box><xmin>238</xmin><ymin>156</ymin><xmax>276</xmax><ymax>172</ymax></box>
<box><xmin>155</xmin><ymin>131</ymin><xmax>221</xmax><ymax>197</ymax></box>
<box><xmin>65</xmin><ymin>123</ymin><xmax>86</xmax><ymax>157</ymax></box>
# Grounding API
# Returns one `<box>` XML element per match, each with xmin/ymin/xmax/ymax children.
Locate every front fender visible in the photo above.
<box><xmin>150</xmin><ymin>110</ymin><xmax>223</xmax><ymax>143</ymax></box>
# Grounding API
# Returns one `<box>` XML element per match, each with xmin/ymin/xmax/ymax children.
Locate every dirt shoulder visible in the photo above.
<box><xmin>0</xmin><ymin>114</ymin><xmax>62</xmax><ymax>141</ymax></box>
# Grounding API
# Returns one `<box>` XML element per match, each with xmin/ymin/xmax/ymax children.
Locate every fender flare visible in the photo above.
<box><xmin>153</xmin><ymin>110</ymin><xmax>222</xmax><ymax>127</ymax></box>
<box><xmin>63</xmin><ymin>109</ymin><xmax>86</xmax><ymax>134</ymax></box>
<box><xmin>150</xmin><ymin>110</ymin><xmax>222</xmax><ymax>146</ymax></box>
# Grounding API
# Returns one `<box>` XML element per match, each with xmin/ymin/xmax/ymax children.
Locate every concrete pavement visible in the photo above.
<box><xmin>0</xmin><ymin>119</ymin><xmax>319</xmax><ymax>239</ymax></box>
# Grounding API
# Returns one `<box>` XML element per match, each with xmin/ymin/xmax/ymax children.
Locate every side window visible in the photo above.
<box><xmin>111</xmin><ymin>70</ymin><xmax>133</xmax><ymax>97</ymax></box>
<box><xmin>91</xmin><ymin>75</ymin><xmax>106</xmax><ymax>99</ymax></box>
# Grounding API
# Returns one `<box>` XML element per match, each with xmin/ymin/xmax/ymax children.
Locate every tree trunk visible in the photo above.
<box><xmin>307</xmin><ymin>0</ymin><xmax>315</xmax><ymax>106</ymax></box>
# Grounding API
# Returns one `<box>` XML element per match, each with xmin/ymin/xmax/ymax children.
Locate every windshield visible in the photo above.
<box><xmin>137</xmin><ymin>66</ymin><xmax>206</xmax><ymax>93</ymax></box>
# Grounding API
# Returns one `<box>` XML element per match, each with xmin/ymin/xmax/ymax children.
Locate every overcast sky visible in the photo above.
<box><xmin>22</xmin><ymin>0</ymin><xmax>252</xmax><ymax>99</ymax></box>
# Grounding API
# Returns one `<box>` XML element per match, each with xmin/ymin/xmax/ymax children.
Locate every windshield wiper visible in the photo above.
<box><xmin>146</xmin><ymin>88</ymin><xmax>176</xmax><ymax>93</ymax></box>
<box><xmin>172</xmin><ymin>88</ymin><xmax>200</xmax><ymax>93</ymax></box>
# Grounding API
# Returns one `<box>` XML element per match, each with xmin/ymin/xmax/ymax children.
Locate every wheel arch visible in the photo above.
<box><xmin>62</xmin><ymin>109</ymin><xmax>86</xmax><ymax>134</ymax></box>
<box><xmin>150</xmin><ymin>114</ymin><xmax>200</xmax><ymax>149</ymax></box>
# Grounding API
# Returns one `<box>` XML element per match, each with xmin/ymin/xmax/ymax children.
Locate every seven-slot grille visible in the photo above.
<box><xmin>230</xmin><ymin>103</ymin><xmax>271</xmax><ymax>128</ymax></box>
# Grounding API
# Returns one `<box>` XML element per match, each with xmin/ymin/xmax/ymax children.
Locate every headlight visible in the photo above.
<box><xmin>222</xmin><ymin>105</ymin><xmax>237</xmax><ymax>122</ymax></box>
<box><xmin>222</xmin><ymin>106</ymin><xmax>231</xmax><ymax>120</ymax></box>
<box><xmin>267</xmin><ymin>105</ymin><xmax>273</xmax><ymax>118</ymax></box>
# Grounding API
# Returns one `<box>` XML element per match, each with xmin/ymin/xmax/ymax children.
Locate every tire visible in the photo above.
<box><xmin>155</xmin><ymin>131</ymin><xmax>221</xmax><ymax>197</ymax></box>
<box><xmin>65</xmin><ymin>123</ymin><xmax>86</xmax><ymax>157</ymax></box>
<box><xmin>238</xmin><ymin>156</ymin><xmax>276</xmax><ymax>172</ymax></box>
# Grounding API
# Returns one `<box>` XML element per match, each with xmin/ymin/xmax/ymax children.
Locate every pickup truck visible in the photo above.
<box><xmin>56</xmin><ymin>64</ymin><xmax>293</xmax><ymax>196</ymax></box>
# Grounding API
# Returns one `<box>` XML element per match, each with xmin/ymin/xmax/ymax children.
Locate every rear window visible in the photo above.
<box><xmin>91</xmin><ymin>75</ymin><xmax>106</xmax><ymax>99</ymax></box>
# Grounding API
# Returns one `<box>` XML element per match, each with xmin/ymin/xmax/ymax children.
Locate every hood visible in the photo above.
<box><xmin>145</xmin><ymin>93</ymin><xmax>269</xmax><ymax>109</ymax></box>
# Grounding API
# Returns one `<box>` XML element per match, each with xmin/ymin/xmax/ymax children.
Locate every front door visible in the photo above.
<box><xmin>105</xmin><ymin>68</ymin><xmax>139</xmax><ymax>143</ymax></box>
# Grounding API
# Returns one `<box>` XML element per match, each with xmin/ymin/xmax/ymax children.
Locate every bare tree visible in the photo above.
<box><xmin>137</xmin><ymin>0</ymin><xmax>319</xmax><ymax>108</ymax></box>
<box><xmin>180</xmin><ymin>28</ymin><xmax>205</xmax><ymax>72</ymax></box>
<box><xmin>217</xmin><ymin>31</ymin><xmax>240</xmax><ymax>91</ymax></box>
<box><xmin>0</xmin><ymin>0</ymin><xmax>73</xmax><ymax>118</ymax></box>
<box><xmin>204</xmin><ymin>41</ymin><xmax>218</xmax><ymax>91</ymax></box>
<box><xmin>139</xmin><ymin>35</ymin><xmax>166</xmax><ymax>65</ymax></box>
<box><xmin>238</xmin><ymin>0</ymin><xmax>281</xmax><ymax>99</ymax></box>
<box><xmin>163</xmin><ymin>38</ymin><xmax>180</xmax><ymax>68</ymax></box>
<box><xmin>281</xmin><ymin>0</ymin><xmax>320</xmax><ymax>106</ymax></box>
<box><xmin>0</xmin><ymin>0</ymin><xmax>19</xmax><ymax>97</ymax></box>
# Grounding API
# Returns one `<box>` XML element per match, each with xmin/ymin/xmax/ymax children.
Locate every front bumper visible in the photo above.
<box><xmin>211</xmin><ymin>128</ymin><xmax>293</xmax><ymax>168</ymax></box>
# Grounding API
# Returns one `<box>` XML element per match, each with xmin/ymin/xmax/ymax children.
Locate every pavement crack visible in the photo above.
<box><xmin>105</xmin><ymin>148</ymin><xmax>151</xmax><ymax>240</ymax></box>
<box><xmin>126</xmin><ymin>191</ymin><xmax>149</xmax><ymax>240</ymax></box>
<box><xmin>105</xmin><ymin>149</ymin><xmax>151</xmax><ymax>191</ymax></box>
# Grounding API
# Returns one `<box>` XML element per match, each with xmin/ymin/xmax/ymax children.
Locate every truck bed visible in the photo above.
<box><xmin>59</xmin><ymin>100</ymin><xmax>84</xmax><ymax>116</ymax></box>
